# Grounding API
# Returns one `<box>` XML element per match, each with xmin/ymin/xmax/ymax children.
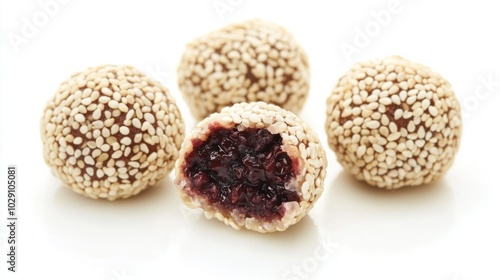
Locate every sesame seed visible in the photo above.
<box><xmin>367</xmin><ymin>102</ymin><xmax>379</xmax><ymax>110</ymax></box>
<box><xmin>75</xmin><ymin>114</ymin><xmax>85</xmax><ymax>123</ymax></box>
<box><xmin>386</xmin><ymin>123</ymin><xmax>397</xmax><ymax>134</ymax></box>
<box><xmin>354</xmin><ymin>72</ymin><xmax>366</xmax><ymax>80</ymax></box>
<box><xmin>249</xmin><ymin>114</ymin><xmax>261</xmax><ymax>123</ymax></box>
<box><xmin>386</xmin><ymin>72</ymin><xmax>397</xmax><ymax>81</ymax></box>
<box><xmin>338</xmin><ymin>121</ymin><xmax>352</xmax><ymax>131</ymax></box>
<box><xmin>79</xmin><ymin>125</ymin><xmax>89</xmax><ymax>134</ymax></box>
<box><xmin>130</xmin><ymin>118</ymin><xmax>141</xmax><ymax>129</ymax></box>
<box><xmin>417</xmin><ymin>126</ymin><xmax>426</xmax><ymax>139</ymax></box>
<box><xmin>104</xmin><ymin>119</ymin><xmax>114</xmax><ymax>127</ymax></box>
<box><xmin>394</xmin><ymin>109</ymin><xmax>403</xmax><ymax>120</ymax></box>
<box><xmin>58</xmin><ymin>137</ymin><xmax>67</xmax><ymax>147</ymax></box>
<box><xmin>367</xmin><ymin>95</ymin><xmax>378</xmax><ymax>103</ymax></box>
<box><xmin>390</xmin><ymin>94</ymin><xmax>401</xmax><ymax>105</ymax></box>
<box><xmin>399</xmin><ymin>90</ymin><xmax>407</xmax><ymax>101</ymax></box>
<box><xmin>413</xmin><ymin>108</ymin><xmax>424</xmax><ymax>117</ymax></box>
<box><xmin>402</xmin><ymin>150</ymin><xmax>413</xmax><ymax>158</ymax></box>
<box><xmin>101</xmin><ymin>87</ymin><xmax>112</xmax><ymax>95</ymax></box>
<box><xmin>375</xmin><ymin>73</ymin><xmax>386</xmax><ymax>81</ymax></box>
<box><xmin>119</xmin><ymin>103</ymin><xmax>128</xmax><ymax>113</ymax></box>
<box><xmin>366</xmin><ymin>120</ymin><xmax>380</xmax><ymax>129</ymax></box>
<box><xmin>365</xmin><ymin>68</ymin><xmax>377</xmax><ymax>76</ymax></box>
<box><xmin>140</xmin><ymin>143</ymin><xmax>149</xmax><ymax>153</ymax></box>
<box><xmin>407</xmin><ymin>96</ymin><xmax>417</xmax><ymax>105</ymax></box>
<box><xmin>104</xmin><ymin>167</ymin><xmax>116</xmax><ymax>176</ymax></box>
<box><xmin>353</xmin><ymin>95</ymin><xmax>362</xmax><ymax>105</ymax></box>
<box><xmin>387</xmin><ymin>132</ymin><xmax>400</xmax><ymax>141</ymax></box>
<box><xmin>381</xmin><ymin>81</ymin><xmax>393</xmax><ymax>90</ymax></box>
<box><xmin>113</xmin><ymin>92</ymin><xmax>121</xmax><ymax>101</ymax></box>
<box><xmin>111</xmin><ymin>124</ymin><xmax>119</xmax><ymax>135</ymax></box>
<box><xmin>120</xmin><ymin>137</ymin><xmax>131</xmax><ymax>145</ymax></box>
<box><xmin>147</xmin><ymin>152</ymin><xmax>157</xmax><ymax>162</ymax></box>
<box><xmin>373</xmin><ymin>144</ymin><xmax>384</xmax><ymax>153</ymax></box>
<box><xmin>417</xmin><ymin>90</ymin><xmax>427</xmax><ymax>100</ymax></box>
<box><xmin>73</xmin><ymin>137</ymin><xmax>83</xmax><ymax>145</ymax></box>
<box><xmin>422</xmin><ymin>99</ymin><xmax>430</xmax><ymax>110</ymax></box>
<box><xmin>379</xmin><ymin>97</ymin><xmax>392</xmax><ymax>105</ymax></box>
<box><xmin>84</xmin><ymin>156</ymin><xmax>95</xmax><ymax>165</ymax></box>
<box><xmin>380</xmin><ymin>126</ymin><xmax>389</xmax><ymax>137</ymax></box>
<box><xmin>403</xmin><ymin>111</ymin><xmax>412</xmax><ymax>119</ymax></box>
<box><xmin>136</xmin><ymin>108</ymin><xmax>143</xmax><ymax>119</ymax></box>
<box><xmin>388</xmin><ymin>85</ymin><xmax>399</xmax><ymax>95</ymax></box>
<box><xmin>144</xmin><ymin>113</ymin><xmax>155</xmax><ymax>124</ymax></box>
<box><xmin>99</xmin><ymin>96</ymin><xmax>112</xmax><ymax>104</ymax></box>
<box><xmin>108</xmin><ymin>100</ymin><xmax>119</xmax><ymax>109</ymax></box>
<box><xmin>428</xmin><ymin>106</ymin><xmax>438</xmax><ymax>116</ymax></box>
<box><xmin>134</xmin><ymin>134</ymin><xmax>143</xmax><ymax>143</ymax></box>
<box><xmin>408</xmin><ymin>121</ymin><xmax>416</xmax><ymax>132</ymax></box>
<box><xmin>386</xmin><ymin>149</ymin><xmax>396</xmax><ymax>157</ymax></box>
<box><xmin>353</xmin><ymin>117</ymin><xmax>364</xmax><ymax>126</ymax></box>
<box><xmin>381</xmin><ymin>115</ymin><xmax>390</xmax><ymax>126</ymax></box>
<box><xmin>81</xmin><ymin>97</ymin><xmax>92</xmax><ymax>106</ymax></box>
<box><xmin>360</xmin><ymin>109</ymin><xmax>371</xmax><ymax>118</ymax></box>
<box><xmin>111</xmin><ymin>150</ymin><xmax>123</xmax><ymax>159</ymax></box>
<box><xmin>416</xmin><ymin>139</ymin><xmax>425</xmax><ymax>147</ymax></box>
<box><xmin>92</xmin><ymin>121</ymin><xmax>103</xmax><ymax>129</ymax></box>
<box><xmin>119</xmin><ymin>126</ymin><xmax>129</xmax><ymax>135</ymax></box>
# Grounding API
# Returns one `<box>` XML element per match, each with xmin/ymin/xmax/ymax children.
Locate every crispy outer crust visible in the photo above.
<box><xmin>41</xmin><ymin>65</ymin><xmax>185</xmax><ymax>200</ymax></box>
<box><xmin>325</xmin><ymin>56</ymin><xmax>462</xmax><ymax>189</ymax></box>
<box><xmin>177</xmin><ymin>19</ymin><xmax>310</xmax><ymax>120</ymax></box>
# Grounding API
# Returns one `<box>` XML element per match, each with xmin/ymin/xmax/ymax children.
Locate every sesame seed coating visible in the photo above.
<box><xmin>326</xmin><ymin>56</ymin><xmax>462</xmax><ymax>189</ymax></box>
<box><xmin>41</xmin><ymin>65</ymin><xmax>185</xmax><ymax>200</ymax></box>
<box><xmin>177</xmin><ymin>19</ymin><xmax>310</xmax><ymax>120</ymax></box>
<box><xmin>175</xmin><ymin>102</ymin><xmax>327</xmax><ymax>232</ymax></box>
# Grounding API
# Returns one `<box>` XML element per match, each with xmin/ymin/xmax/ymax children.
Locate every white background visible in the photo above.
<box><xmin>1</xmin><ymin>0</ymin><xmax>500</xmax><ymax>279</ymax></box>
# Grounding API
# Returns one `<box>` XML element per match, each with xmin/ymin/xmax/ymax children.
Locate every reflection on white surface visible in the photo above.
<box><xmin>177</xmin><ymin>208</ymin><xmax>322</xmax><ymax>279</ymax></box>
<box><xmin>41</xmin><ymin>176</ymin><xmax>337</xmax><ymax>280</ymax></box>
<box><xmin>43</xmin><ymin>178</ymin><xmax>179</xmax><ymax>259</ymax></box>
<box><xmin>323</xmin><ymin>171</ymin><xmax>456</xmax><ymax>254</ymax></box>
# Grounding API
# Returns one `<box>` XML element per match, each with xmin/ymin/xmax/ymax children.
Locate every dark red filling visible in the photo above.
<box><xmin>183</xmin><ymin>126</ymin><xmax>300</xmax><ymax>221</ymax></box>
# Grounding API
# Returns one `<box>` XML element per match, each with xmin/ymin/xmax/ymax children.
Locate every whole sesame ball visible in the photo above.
<box><xmin>177</xmin><ymin>19</ymin><xmax>310</xmax><ymax>120</ymax></box>
<box><xmin>326</xmin><ymin>56</ymin><xmax>462</xmax><ymax>189</ymax></box>
<box><xmin>175</xmin><ymin>102</ymin><xmax>327</xmax><ymax>232</ymax></box>
<box><xmin>41</xmin><ymin>65</ymin><xmax>185</xmax><ymax>200</ymax></box>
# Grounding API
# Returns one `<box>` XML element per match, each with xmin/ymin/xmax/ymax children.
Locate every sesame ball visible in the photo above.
<box><xmin>41</xmin><ymin>65</ymin><xmax>185</xmax><ymax>200</ymax></box>
<box><xmin>174</xmin><ymin>102</ymin><xmax>327</xmax><ymax>232</ymax></box>
<box><xmin>177</xmin><ymin>19</ymin><xmax>310</xmax><ymax>120</ymax></box>
<box><xmin>325</xmin><ymin>56</ymin><xmax>462</xmax><ymax>189</ymax></box>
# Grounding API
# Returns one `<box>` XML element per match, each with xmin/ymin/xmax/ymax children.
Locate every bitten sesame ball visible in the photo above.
<box><xmin>177</xmin><ymin>19</ymin><xmax>310</xmax><ymax>120</ymax></box>
<box><xmin>326</xmin><ymin>56</ymin><xmax>462</xmax><ymax>189</ymax></box>
<box><xmin>41</xmin><ymin>65</ymin><xmax>185</xmax><ymax>200</ymax></box>
<box><xmin>175</xmin><ymin>102</ymin><xmax>327</xmax><ymax>233</ymax></box>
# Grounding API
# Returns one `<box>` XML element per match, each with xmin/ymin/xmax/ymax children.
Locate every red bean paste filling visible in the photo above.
<box><xmin>184</xmin><ymin>126</ymin><xmax>300</xmax><ymax>222</ymax></box>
